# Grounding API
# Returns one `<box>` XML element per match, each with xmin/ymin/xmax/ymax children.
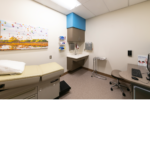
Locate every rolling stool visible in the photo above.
<box><xmin>110</xmin><ymin>70</ymin><xmax>130</xmax><ymax>97</ymax></box>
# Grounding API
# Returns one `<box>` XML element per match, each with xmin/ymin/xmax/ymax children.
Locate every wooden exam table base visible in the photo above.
<box><xmin>0</xmin><ymin>76</ymin><xmax>61</xmax><ymax>99</ymax></box>
<box><xmin>0</xmin><ymin>62</ymin><xmax>64</xmax><ymax>99</ymax></box>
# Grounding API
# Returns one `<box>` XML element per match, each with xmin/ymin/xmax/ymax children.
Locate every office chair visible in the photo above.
<box><xmin>110</xmin><ymin>70</ymin><xmax>130</xmax><ymax>97</ymax></box>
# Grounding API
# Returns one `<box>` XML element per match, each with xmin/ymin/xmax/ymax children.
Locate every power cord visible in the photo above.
<box><xmin>142</xmin><ymin>73</ymin><xmax>147</xmax><ymax>74</ymax></box>
<box><xmin>139</xmin><ymin>80</ymin><xmax>150</xmax><ymax>84</ymax></box>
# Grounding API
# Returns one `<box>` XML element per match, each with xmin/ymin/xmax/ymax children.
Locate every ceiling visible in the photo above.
<box><xmin>33</xmin><ymin>0</ymin><xmax>149</xmax><ymax>19</ymax></box>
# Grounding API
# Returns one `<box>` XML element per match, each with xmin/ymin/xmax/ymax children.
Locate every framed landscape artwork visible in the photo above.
<box><xmin>0</xmin><ymin>20</ymin><xmax>48</xmax><ymax>51</ymax></box>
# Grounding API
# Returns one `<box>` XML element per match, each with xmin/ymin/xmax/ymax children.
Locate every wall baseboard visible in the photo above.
<box><xmin>83</xmin><ymin>67</ymin><xmax>131</xmax><ymax>84</ymax></box>
<box><xmin>82</xmin><ymin>67</ymin><xmax>114</xmax><ymax>79</ymax></box>
<box><xmin>61</xmin><ymin>71</ymin><xmax>69</xmax><ymax>77</ymax></box>
<box><xmin>61</xmin><ymin>67</ymin><xmax>130</xmax><ymax>84</ymax></box>
<box><xmin>61</xmin><ymin>67</ymin><xmax>114</xmax><ymax>79</ymax></box>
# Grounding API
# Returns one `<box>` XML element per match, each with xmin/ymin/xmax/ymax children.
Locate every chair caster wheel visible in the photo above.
<box><xmin>123</xmin><ymin>93</ymin><xmax>126</xmax><ymax>97</ymax></box>
<box><xmin>127</xmin><ymin>88</ymin><xmax>130</xmax><ymax>91</ymax></box>
<box><xmin>111</xmin><ymin>88</ymin><xmax>113</xmax><ymax>91</ymax></box>
<box><xmin>110</xmin><ymin>82</ymin><xmax>112</xmax><ymax>85</ymax></box>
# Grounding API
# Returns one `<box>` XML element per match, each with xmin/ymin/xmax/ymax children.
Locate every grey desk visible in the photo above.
<box><xmin>119</xmin><ymin>64</ymin><xmax>150</xmax><ymax>99</ymax></box>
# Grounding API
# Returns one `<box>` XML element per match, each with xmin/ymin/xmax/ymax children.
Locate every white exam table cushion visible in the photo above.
<box><xmin>0</xmin><ymin>65</ymin><xmax>42</xmax><ymax>82</ymax></box>
<box><xmin>39</xmin><ymin>62</ymin><xmax>64</xmax><ymax>81</ymax></box>
<box><xmin>0</xmin><ymin>62</ymin><xmax>64</xmax><ymax>82</ymax></box>
<box><xmin>39</xmin><ymin>62</ymin><xmax>64</xmax><ymax>75</ymax></box>
<box><xmin>0</xmin><ymin>60</ymin><xmax>26</xmax><ymax>75</ymax></box>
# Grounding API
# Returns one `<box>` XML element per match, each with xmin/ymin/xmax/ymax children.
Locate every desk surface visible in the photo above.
<box><xmin>119</xmin><ymin>64</ymin><xmax>150</xmax><ymax>88</ymax></box>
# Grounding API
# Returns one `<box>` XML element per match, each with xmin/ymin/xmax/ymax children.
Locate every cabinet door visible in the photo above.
<box><xmin>11</xmin><ymin>87</ymin><xmax>38</xmax><ymax>99</ymax></box>
<box><xmin>67</xmin><ymin>28</ymin><xmax>73</xmax><ymax>42</ymax></box>
<box><xmin>25</xmin><ymin>94</ymin><xmax>38</xmax><ymax>99</ymax></box>
<box><xmin>134</xmin><ymin>86</ymin><xmax>150</xmax><ymax>99</ymax></box>
<box><xmin>78</xmin><ymin>29</ymin><xmax>85</xmax><ymax>42</ymax></box>
<box><xmin>38</xmin><ymin>78</ymin><xmax>60</xmax><ymax>99</ymax></box>
<box><xmin>67</xmin><ymin>28</ymin><xmax>85</xmax><ymax>42</ymax></box>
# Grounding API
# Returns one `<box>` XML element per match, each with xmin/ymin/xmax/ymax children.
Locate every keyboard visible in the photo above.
<box><xmin>132</xmin><ymin>69</ymin><xmax>143</xmax><ymax>78</ymax></box>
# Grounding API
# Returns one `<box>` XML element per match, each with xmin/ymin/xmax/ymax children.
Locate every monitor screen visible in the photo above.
<box><xmin>147</xmin><ymin>54</ymin><xmax>150</xmax><ymax>72</ymax></box>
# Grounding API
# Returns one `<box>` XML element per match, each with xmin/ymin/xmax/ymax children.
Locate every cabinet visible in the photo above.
<box><xmin>67</xmin><ymin>28</ymin><xmax>85</xmax><ymax>42</ymax></box>
<box><xmin>67</xmin><ymin>13</ymin><xmax>86</xmax><ymax>31</ymax></box>
<box><xmin>67</xmin><ymin>56</ymin><xmax>88</xmax><ymax>71</ymax></box>
<box><xmin>0</xmin><ymin>85</ymin><xmax>38</xmax><ymax>99</ymax></box>
<box><xmin>133</xmin><ymin>86</ymin><xmax>150</xmax><ymax>99</ymax></box>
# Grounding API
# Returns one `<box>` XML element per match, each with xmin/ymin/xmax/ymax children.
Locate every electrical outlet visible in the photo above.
<box><xmin>50</xmin><ymin>55</ymin><xmax>52</xmax><ymax>59</ymax></box>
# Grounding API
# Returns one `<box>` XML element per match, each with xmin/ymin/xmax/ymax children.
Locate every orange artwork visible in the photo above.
<box><xmin>0</xmin><ymin>19</ymin><xmax>48</xmax><ymax>51</ymax></box>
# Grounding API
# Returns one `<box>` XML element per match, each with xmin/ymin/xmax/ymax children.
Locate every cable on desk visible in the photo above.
<box><xmin>142</xmin><ymin>73</ymin><xmax>147</xmax><ymax>74</ymax></box>
<box><xmin>139</xmin><ymin>80</ymin><xmax>150</xmax><ymax>84</ymax></box>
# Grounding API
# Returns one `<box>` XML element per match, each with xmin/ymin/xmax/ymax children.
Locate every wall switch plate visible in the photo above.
<box><xmin>128</xmin><ymin>50</ymin><xmax>132</xmax><ymax>57</ymax></box>
<box><xmin>50</xmin><ymin>55</ymin><xmax>52</xmax><ymax>59</ymax></box>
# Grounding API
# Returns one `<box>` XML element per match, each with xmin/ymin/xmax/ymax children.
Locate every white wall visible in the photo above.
<box><xmin>0</xmin><ymin>0</ymin><xmax>68</xmax><ymax>72</ymax></box>
<box><xmin>84</xmin><ymin>1</ymin><xmax>150</xmax><ymax>75</ymax></box>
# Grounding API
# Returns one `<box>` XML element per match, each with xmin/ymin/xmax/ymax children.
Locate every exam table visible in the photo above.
<box><xmin>0</xmin><ymin>62</ymin><xmax>64</xmax><ymax>99</ymax></box>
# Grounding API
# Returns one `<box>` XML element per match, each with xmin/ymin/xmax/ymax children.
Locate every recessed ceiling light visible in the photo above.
<box><xmin>51</xmin><ymin>0</ymin><xmax>81</xmax><ymax>10</ymax></box>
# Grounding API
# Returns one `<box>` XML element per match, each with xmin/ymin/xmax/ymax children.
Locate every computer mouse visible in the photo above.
<box><xmin>132</xmin><ymin>77</ymin><xmax>139</xmax><ymax>80</ymax></box>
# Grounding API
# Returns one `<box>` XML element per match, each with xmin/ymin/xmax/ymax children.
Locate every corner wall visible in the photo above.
<box><xmin>84</xmin><ymin>1</ymin><xmax>150</xmax><ymax>75</ymax></box>
<box><xmin>0</xmin><ymin>0</ymin><xmax>68</xmax><ymax>72</ymax></box>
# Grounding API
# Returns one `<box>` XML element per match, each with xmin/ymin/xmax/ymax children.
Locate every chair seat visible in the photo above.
<box><xmin>111</xmin><ymin>70</ymin><xmax>122</xmax><ymax>79</ymax></box>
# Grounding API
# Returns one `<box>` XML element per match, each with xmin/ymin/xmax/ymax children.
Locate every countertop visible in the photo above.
<box><xmin>67</xmin><ymin>53</ymin><xmax>89</xmax><ymax>59</ymax></box>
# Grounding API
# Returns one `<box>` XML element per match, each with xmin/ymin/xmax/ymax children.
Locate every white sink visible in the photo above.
<box><xmin>67</xmin><ymin>53</ymin><xmax>89</xmax><ymax>59</ymax></box>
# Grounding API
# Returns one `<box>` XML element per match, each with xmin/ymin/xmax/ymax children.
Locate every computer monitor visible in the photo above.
<box><xmin>147</xmin><ymin>54</ymin><xmax>150</xmax><ymax>73</ymax></box>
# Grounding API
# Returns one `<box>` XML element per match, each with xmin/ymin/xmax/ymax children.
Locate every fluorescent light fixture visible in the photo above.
<box><xmin>51</xmin><ymin>0</ymin><xmax>81</xmax><ymax>10</ymax></box>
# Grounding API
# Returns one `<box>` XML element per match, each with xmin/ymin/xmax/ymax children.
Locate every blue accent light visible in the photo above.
<box><xmin>67</xmin><ymin>13</ymin><xmax>86</xmax><ymax>31</ymax></box>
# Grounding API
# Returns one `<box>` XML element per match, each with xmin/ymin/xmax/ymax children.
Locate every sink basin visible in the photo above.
<box><xmin>67</xmin><ymin>53</ymin><xmax>89</xmax><ymax>59</ymax></box>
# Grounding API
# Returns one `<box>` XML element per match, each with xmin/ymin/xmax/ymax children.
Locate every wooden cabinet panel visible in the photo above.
<box><xmin>67</xmin><ymin>28</ymin><xmax>85</xmax><ymax>42</ymax></box>
<box><xmin>67</xmin><ymin>56</ymin><xmax>88</xmax><ymax>71</ymax></box>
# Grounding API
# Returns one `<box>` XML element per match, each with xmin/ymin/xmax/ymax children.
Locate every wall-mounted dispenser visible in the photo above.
<box><xmin>69</xmin><ymin>43</ymin><xmax>75</xmax><ymax>50</ymax></box>
<box><xmin>85</xmin><ymin>42</ymin><xmax>93</xmax><ymax>51</ymax></box>
<box><xmin>59</xmin><ymin>36</ymin><xmax>66</xmax><ymax>51</ymax></box>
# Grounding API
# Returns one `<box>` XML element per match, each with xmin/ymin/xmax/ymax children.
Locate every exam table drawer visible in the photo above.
<box><xmin>0</xmin><ymin>77</ymin><xmax>40</xmax><ymax>90</ymax></box>
<box><xmin>0</xmin><ymin>85</ymin><xmax>38</xmax><ymax>99</ymax></box>
<box><xmin>38</xmin><ymin>77</ymin><xmax>60</xmax><ymax>99</ymax></box>
<box><xmin>25</xmin><ymin>94</ymin><xmax>38</xmax><ymax>99</ymax></box>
